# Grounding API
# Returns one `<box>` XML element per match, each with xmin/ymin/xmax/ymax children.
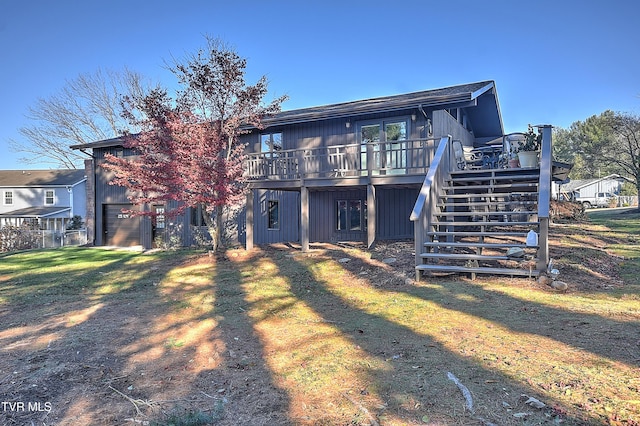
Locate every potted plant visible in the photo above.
<box><xmin>508</xmin><ymin>153</ymin><xmax>520</xmax><ymax>168</ymax></box>
<box><xmin>517</xmin><ymin>124</ymin><xmax>541</xmax><ymax>168</ymax></box>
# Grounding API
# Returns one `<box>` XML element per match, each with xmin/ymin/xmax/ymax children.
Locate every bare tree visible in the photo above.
<box><xmin>9</xmin><ymin>68</ymin><xmax>150</xmax><ymax>169</ymax></box>
<box><xmin>563</xmin><ymin>110</ymin><xmax>640</xmax><ymax>210</ymax></box>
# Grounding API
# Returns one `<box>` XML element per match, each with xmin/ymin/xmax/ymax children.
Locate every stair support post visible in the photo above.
<box><xmin>537</xmin><ymin>217</ymin><xmax>549</xmax><ymax>272</ymax></box>
<box><xmin>301</xmin><ymin>185</ymin><xmax>309</xmax><ymax>252</ymax></box>
<box><xmin>536</xmin><ymin>125</ymin><xmax>553</xmax><ymax>272</ymax></box>
<box><xmin>367</xmin><ymin>184</ymin><xmax>376</xmax><ymax>249</ymax></box>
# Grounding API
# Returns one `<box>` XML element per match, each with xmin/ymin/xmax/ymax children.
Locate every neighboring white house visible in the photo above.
<box><xmin>554</xmin><ymin>174</ymin><xmax>624</xmax><ymax>207</ymax></box>
<box><xmin>0</xmin><ymin>169</ymin><xmax>87</xmax><ymax>230</ymax></box>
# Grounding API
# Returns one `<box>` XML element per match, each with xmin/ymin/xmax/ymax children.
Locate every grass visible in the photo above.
<box><xmin>1</xmin><ymin>211</ymin><xmax>639</xmax><ymax>424</ymax></box>
<box><xmin>587</xmin><ymin>208</ymin><xmax>640</xmax><ymax>289</ymax></box>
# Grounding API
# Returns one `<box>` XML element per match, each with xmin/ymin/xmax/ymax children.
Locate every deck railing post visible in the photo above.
<box><xmin>366</xmin><ymin>142</ymin><xmax>373</xmax><ymax>177</ymax></box>
<box><xmin>536</xmin><ymin>125</ymin><xmax>552</xmax><ymax>272</ymax></box>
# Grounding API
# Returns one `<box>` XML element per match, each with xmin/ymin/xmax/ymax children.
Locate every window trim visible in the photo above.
<box><xmin>356</xmin><ymin>116</ymin><xmax>410</xmax><ymax>174</ymax></box>
<box><xmin>267</xmin><ymin>200</ymin><xmax>279</xmax><ymax>230</ymax></box>
<box><xmin>336</xmin><ymin>199</ymin><xmax>366</xmax><ymax>232</ymax></box>
<box><xmin>44</xmin><ymin>190</ymin><xmax>55</xmax><ymax>205</ymax></box>
<box><xmin>190</xmin><ymin>205</ymin><xmax>207</xmax><ymax>227</ymax></box>
<box><xmin>260</xmin><ymin>132</ymin><xmax>283</xmax><ymax>157</ymax></box>
<box><xmin>3</xmin><ymin>191</ymin><xmax>13</xmax><ymax>205</ymax></box>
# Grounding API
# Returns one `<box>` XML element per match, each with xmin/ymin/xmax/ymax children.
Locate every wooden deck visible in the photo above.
<box><xmin>246</xmin><ymin>138</ymin><xmax>436</xmax><ymax>189</ymax></box>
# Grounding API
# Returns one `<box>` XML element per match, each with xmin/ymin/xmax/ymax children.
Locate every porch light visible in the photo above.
<box><xmin>345</xmin><ymin>121</ymin><xmax>351</xmax><ymax>129</ymax></box>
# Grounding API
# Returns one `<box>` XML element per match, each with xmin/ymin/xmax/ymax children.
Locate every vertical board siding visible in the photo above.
<box><xmin>376</xmin><ymin>188</ymin><xmax>419</xmax><ymax>240</ymax></box>
<box><xmin>432</xmin><ymin>110</ymin><xmax>474</xmax><ymax>146</ymax></box>
<box><xmin>309</xmin><ymin>189</ymin><xmax>367</xmax><ymax>243</ymax></box>
<box><xmin>254</xmin><ymin>190</ymin><xmax>299</xmax><ymax>244</ymax></box>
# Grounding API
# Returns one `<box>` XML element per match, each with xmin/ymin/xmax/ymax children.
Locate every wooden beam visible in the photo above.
<box><xmin>301</xmin><ymin>186</ymin><xmax>309</xmax><ymax>252</ymax></box>
<box><xmin>367</xmin><ymin>184</ymin><xmax>376</xmax><ymax>248</ymax></box>
<box><xmin>245</xmin><ymin>190</ymin><xmax>254</xmax><ymax>251</ymax></box>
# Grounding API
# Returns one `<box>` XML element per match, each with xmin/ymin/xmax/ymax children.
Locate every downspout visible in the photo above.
<box><xmin>67</xmin><ymin>185</ymin><xmax>74</xmax><ymax>218</ymax></box>
<box><xmin>418</xmin><ymin>104</ymin><xmax>432</xmax><ymax>138</ymax></box>
<box><xmin>418</xmin><ymin>104</ymin><xmax>428</xmax><ymax>119</ymax></box>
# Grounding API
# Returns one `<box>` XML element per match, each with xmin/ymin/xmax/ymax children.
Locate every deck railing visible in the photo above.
<box><xmin>245</xmin><ymin>138</ymin><xmax>438</xmax><ymax>181</ymax></box>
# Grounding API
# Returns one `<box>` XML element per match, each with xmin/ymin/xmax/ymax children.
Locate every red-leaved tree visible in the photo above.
<box><xmin>102</xmin><ymin>38</ymin><xmax>286</xmax><ymax>251</ymax></box>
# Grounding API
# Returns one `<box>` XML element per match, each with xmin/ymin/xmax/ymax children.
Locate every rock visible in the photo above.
<box><xmin>550</xmin><ymin>280</ymin><xmax>568</xmax><ymax>291</ymax></box>
<box><xmin>338</xmin><ymin>258</ymin><xmax>351</xmax><ymax>263</ymax></box>
<box><xmin>537</xmin><ymin>274</ymin><xmax>552</xmax><ymax>286</ymax></box>
<box><xmin>506</xmin><ymin>247</ymin><xmax>525</xmax><ymax>258</ymax></box>
<box><xmin>382</xmin><ymin>257</ymin><xmax>397</xmax><ymax>264</ymax></box>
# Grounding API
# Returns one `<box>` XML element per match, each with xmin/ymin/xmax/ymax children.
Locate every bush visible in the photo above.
<box><xmin>0</xmin><ymin>225</ymin><xmax>41</xmax><ymax>252</ymax></box>
<box><xmin>66</xmin><ymin>215</ymin><xmax>84</xmax><ymax>230</ymax></box>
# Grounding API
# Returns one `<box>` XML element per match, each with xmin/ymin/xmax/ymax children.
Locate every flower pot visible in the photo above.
<box><xmin>508</xmin><ymin>158</ymin><xmax>520</xmax><ymax>168</ymax></box>
<box><xmin>518</xmin><ymin>151</ymin><xmax>539</xmax><ymax>168</ymax></box>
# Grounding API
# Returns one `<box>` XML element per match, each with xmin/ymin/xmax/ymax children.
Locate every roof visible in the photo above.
<box><xmin>0</xmin><ymin>169</ymin><xmax>86</xmax><ymax>187</ymax></box>
<box><xmin>261</xmin><ymin>81</ymin><xmax>500</xmax><ymax>130</ymax></box>
<box><xmin>562</xmin><ymin>174</ymin><xmax>622</xmax><ymax>192</ymax></box>
<box><xmin>0</xmin><ymin>206</ymin><xmax>71</xmax><ymax>218</ymax></box>
<box><xmin>71</xmin><ymin>81</ymin><xmax>504</xmax><ymax>150</ymax></box>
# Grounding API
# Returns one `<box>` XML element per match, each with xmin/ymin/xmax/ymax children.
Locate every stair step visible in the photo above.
<box><xmin>451</xmin><ymin>167</ymin><xmax>540</xmax><ymax>176</ymax></box>
<box><xmin>440</xmin><ymin>193</ymin><xmax>539</xmax><ymax>199</ymax></box>
<box><xmin>431</xmin><ymin>221</ymin><xmax>539</xmax><ymax>227</ymax></box>
<box><xmin>435</xmin><ymin>211</ymin><xmax>537</xmax><ymax>217</ymax></box>
<box><xmin>424</xmin><ymin>241</ymin><xmax>538</xmax><ymax>249</ymax></box>
<box><xmin>427</xmin><ymin>231</ymin><xmax>529</xmax><ymax>237</ymax></box>
<box><xmin>420</xmin><ymin>253</ymin><xmax>514</xmax><ymax>261</ymax></box>
<box><xmin>449</xmin><ymin>174</ymin><xmax>540</xmax><ymax>183</ymax></box>
<box><xmin>443</xmin><ymin>183</ymin><xmax>539</xmax><ymax>191</ymax></box>
<box><xmin>416</xmin><ymin>264</ymin><xmax>540</xmax><ymax>277</ymax></box>
<box><xmin>438</xmin><ymin>200</ymin><xmax>538</xmax><ymax>208</ymax></box>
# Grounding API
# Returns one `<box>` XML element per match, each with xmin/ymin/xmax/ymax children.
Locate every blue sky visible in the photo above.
<box><xmin>1</xmin><ymin>0</ymin><xmax>639</xmax><ymax>170</ymax></box>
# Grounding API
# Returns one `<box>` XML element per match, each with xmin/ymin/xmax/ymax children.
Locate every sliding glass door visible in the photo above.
<box><xmin>358</xmin><ymin>119</ymin><xmax>408</xmax><ymax>175</ymax></box>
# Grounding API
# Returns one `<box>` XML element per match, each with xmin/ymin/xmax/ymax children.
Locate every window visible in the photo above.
<box><xmin>154</xmin><ymin>206</ymin><xmax>166</xmax><ymax>229</ymax></box>
<box><xmin>337</xmin><ymin>200</ymin><xmax>366</xmax><ymax>231</ymax></box>
<box><xmin>358</xmin><ymin>118</ymin><xmax>408</xmax><ymax>175</ymax></box>
<box><xmin>4</xmin><ymin>191</ymin><xmax>13</xmax><ymax>205</ymax></box>
<box><xmin>45</xmin><ymin>190</ymin><xmax>55</xmax><ymax>205</ymax></box>
<box><xmin>267</xmin><ymin>200</ymin><xmax>279</xmax><ymax>230</ymax></box>
<box><xmin>190</xmin><ymin>205</ymin><xmax>207</xmax><ymax>227</ymax></box>
<box><xmin>261</xmin><ymin>132</ymin><xmax>283</xmax><ymax>157</ymax></box>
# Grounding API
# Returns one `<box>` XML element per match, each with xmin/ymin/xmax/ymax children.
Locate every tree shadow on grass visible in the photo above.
<box><xmin>257</xmin><ymin>247</ymin><xmax>602</xmax><ymax>425</ymax></box>
<box><xmin>1</xmin><ymin>247</ymin><xmax>293</xmax><ymax>425</ymax></box>
<box><xmin>0</xmin><ymin>248</ymin><xmax>177</xmax><ymax>424</ymax></box>
<box><xmin>401</xmin><ymin>279</ymin><xmax>640</xmax><ymax>368</ymax></box>
<box><xmin>198</xmin><ymin>251</ymin><xmax>293</xmax><ymax>426</ymax></box>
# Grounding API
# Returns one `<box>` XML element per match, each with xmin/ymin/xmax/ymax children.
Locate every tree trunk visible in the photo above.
<box><xmin>214</xmin><ymin>204</ymin><xmax>224</xmax><ymax>251</ymax></box>
<box><xmin>201</xmin><ymin>203</ymin><xmax>220</xmax><ymax>252</ymax></box>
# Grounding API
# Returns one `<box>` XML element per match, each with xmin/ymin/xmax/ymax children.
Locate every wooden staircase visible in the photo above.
<box><xmin>416</xmin><ymin>167</ymin><xmax>543</xmax><ymax>278</ymax></box>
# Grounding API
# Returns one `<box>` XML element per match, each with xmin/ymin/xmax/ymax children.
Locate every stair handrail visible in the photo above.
<box><xmin>410</xmin><ymin>135</ymin><xmax>452</xmax><ymax>268</ymax></box>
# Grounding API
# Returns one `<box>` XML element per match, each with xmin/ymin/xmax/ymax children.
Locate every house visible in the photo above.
<box><xmin>0</xmin><ymin>169</ymin><xmax>87</xmax><ymax>235</ymax></box>
<box><xmin>558</xmin><ymin>174</ymin><xmax>624</xmax><ymax>200</ymax></box>
<box><xmin>73</xmin><ymin>80</ymin><xmax>561</xmax><ymax>277</ymax></box>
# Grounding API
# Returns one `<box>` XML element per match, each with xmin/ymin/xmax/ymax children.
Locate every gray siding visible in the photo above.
<box><xmin>94</xmin><ymin>151</ymin><xmax>152</xmax><ymax>248</ymax></box>
<box><xmin>254</xmin><ymin>190</ymin><xmax>299</xmax><ymax>244</ymax></box>
<box><xmin>376</xmin><ymin>188</ymin><xmax>419</xmax><ymax>240</ymax></box>
<box><xmin>432</xmin><ymin>110</ymin><xmax>474</xmax><ymax>146</ymax></box>
<box><xmin>243</xmin><ymin>112</ymin><xmax>430</xmax><ymax>154</ymax></box>
<box><xmin>309</xmin><ymin>189</ymin><xmax>367</xmax><ymax>243</ymax></box>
